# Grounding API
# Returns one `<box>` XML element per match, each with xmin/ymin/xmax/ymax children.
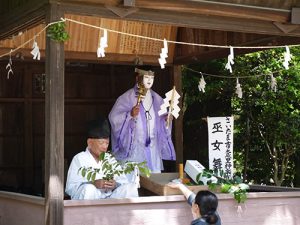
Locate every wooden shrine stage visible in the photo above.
<box><xmin>1</xmin><ymin>189</ymin><xmax>300</xmax><ymax>225</ymax></box>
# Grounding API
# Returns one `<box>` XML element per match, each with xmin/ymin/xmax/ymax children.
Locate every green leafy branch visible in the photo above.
<box><xmin>79</xmin><ymin>152</ymin><xmax>151</xmax><ymax>182</ymax></box>
<box><xmin>47</xmin><ymin>22</ymin><xmax>70</xmax><ymax>42</ymax></box>
<box><xmin>196</xmin><ymin>169</ymin><xmax>249</xmax><ymax>204</ymax></box>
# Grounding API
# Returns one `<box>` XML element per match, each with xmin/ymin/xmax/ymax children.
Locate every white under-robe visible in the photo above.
<box><xmin>108</xmin><ymin>86</ymin><xmax>176</xmax><ymax>173</ymax></box>
<box><xmin>65</xmin><ymin>148</ymin><xmax>139</xmax><ymax>200</ymax></box>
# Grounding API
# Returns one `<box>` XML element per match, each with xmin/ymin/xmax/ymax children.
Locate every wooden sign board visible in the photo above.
<box><xmin>140</xmin><ymin>173</ymin><xmax>208</xmax><ymax>196</ymax></box>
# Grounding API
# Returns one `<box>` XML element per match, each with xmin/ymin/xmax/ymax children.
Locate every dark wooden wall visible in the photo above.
<box><xmin>0</xmin><ymin>61</ymin><xmax>174</xmax><ymax>196</ymax></box>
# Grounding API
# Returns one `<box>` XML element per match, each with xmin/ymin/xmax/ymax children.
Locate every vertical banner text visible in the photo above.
<box><xmin>207</xmin><ymin>116</ymin><xmax>234</xmax><ymax>179</ymax></box>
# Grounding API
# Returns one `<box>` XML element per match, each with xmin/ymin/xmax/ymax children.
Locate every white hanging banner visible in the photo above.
<box><xmin>207</xmin><ymin>116</ymin><xmax>234</xmax><ymax>179</ymax></box>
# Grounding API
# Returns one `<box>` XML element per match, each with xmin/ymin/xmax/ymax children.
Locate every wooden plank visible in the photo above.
<box><xmin>1</xmin><ymin>27</ymin><xmax>300</xmax><ymax>65</ymax></box>
<box><xmin>59</xmin><ymin>0</ymin><xmax>293</xmax><ymax>22</ymax></box>
<box><xmin>0</xmin><ymin>14</ymin><xmax>177</xmax><ymax>63</ymax></box>
<box><xmin>125</xmin><ymin>9</ymin><xmax>300</xmax><ymax>37</ymax></box>
<box><xmin>174</xmin><ymin>35</ymin><xmax>300</xmax><ymax>64</ymax></box>
<box><xmin>0</xmin><ymin>47</ymin><xmax>164</xmax><ymax>64</ymax></box>
<box><xmin>140</xmin><ymin>173</ymin><xmax>208</xmax><ymax>196</ymax></box>
<box><xmin>64</xmin><ymin>196</ymin><xmax>193</xmax><ymax>225</ymax></box>
<box><xmin>44</xmin><ymin>3</ymin><xmax>65</xmax><ymax>225</ymax></box>
<box><xmin>0</xmin><ymin>0</ymin><xmax>297</xmax><ymax>41</ymax></box>
<box><xmin>135</xmin><ymin>0</ymin><xmax>291</xmax><ymax>22</ymax></box>
<box><xmin>1</xmin><ymin>190</ymin><xmax>300</xmax><ymax>225</ymax></box>
<box><xmin>61</xmin><ymin>0</ymin><xmax>122</xmax><ymax>5</ymax></box>
<box><xmin>63</xmin><ymin>191</ymin><xmax>300</xmax><ymax>225</ymax></box>
<box><xmin>64</xmin><ymin>14</ymin><xmax>176</xmax><ymax>57</ymax></box>
<box><xmin>0</xmin><ymin>191</ymin><xmax>44</xmax><ymax>225</ymax></box>
<box><xmin>61</xmin><ymin>3</ymin><xmax>300</xmax><ymax>37</ymax></box>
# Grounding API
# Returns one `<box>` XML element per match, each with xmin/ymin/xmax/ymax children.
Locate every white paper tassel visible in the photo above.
<box><xmin>132</xmin><ymin>165</ymin><xmax>140</xmax><ymax>189</ymax></box>
<box><xmin>31</xmin><ymin>38</ymin><xmax>41</xmax><ymax>60</ymax></box>
<box><xmin>6</xmin><ymin>50</ymin><xmax>13</xmax><ymax>79</ymax></box>
<box><xmin>158</xmin><ymin>39</ymin><xmax>168</xmax><ymax>69</ymax></box>
<box><xmin>270</xmin><ymin>74</ymin><xmax>277</xmax><ymax>92</ymax></box>
<box><xmin>198</xmin><ymin>75</ymin><xmax>206</xmax><ymax>92</ymax></box>
<box><xmin>225</xmin><ymin>46</ymin><xmax>234</xmax><ymax>73</ymax></box>
<box><xmin>235</xmin><ymin>78</ymin><xmax>242</xmax><ymax>98</ymax></box>
<box><xmin>236</xmin><ymin>204</ymin><xmax>243</xmax><ymax>218</ymax></box>
<box><xmin>158</xmin><ymin>87</ymin><xmax>181</xmax><ymax>129</ymax></box>
<box><xmin>158</xmin><ymin>56</ymin><xmax>166</xmax><ymax>69</ymax></box>
<box><xmin>283</xmin><ymin>45</ymin><xmax>291</xmax><ymax>70</ymax></box>
<box><xmin>97</xmin><ymin>29</ymin><xmax>108</xmax><ymax>57</ymax></box>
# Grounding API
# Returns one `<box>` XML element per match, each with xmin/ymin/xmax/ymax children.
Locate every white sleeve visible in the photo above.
<box><xmin>65</xmin><ymin>155</ymin><xmax>87</xmax><ymax>198</ymax></box>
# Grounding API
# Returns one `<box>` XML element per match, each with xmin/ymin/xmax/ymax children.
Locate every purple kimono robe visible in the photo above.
<box><xmin>109</xmin><ymin>86</ymin><xmax>176</xmax><ymax>172</ymax></box>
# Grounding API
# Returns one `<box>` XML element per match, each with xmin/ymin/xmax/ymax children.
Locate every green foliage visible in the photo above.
<box><xmin>196</xmin><ymin>169</ymin><xmax>249</xmax><ymax>204</ymax></box>
<box><xmin>231</xmin><ymin>47</ymin><xmax>300</xmax><ymax>186</ymax></box>
<box><xmin>182</xmin><ymin>62</ymin><xmax>233</xmax><ymax>168</ymax></box>
<box><xmin>182</xmin><ymin>47</ymin><xmax>300</xmax><ymax>187</ymax></box>
<box><xmin>78</xmin><ymin>152</ymin><xmax>151</xmax><ymax>181</ymax></box>
<box><xmin>182</xmin><ymin>61</ymin><xmax>233</xmax><ymax>111</ymax></box>
<box><xmin>47</xmin><ymin>22</ymin><xmax>70</xmax><ymax>42</ymax></box>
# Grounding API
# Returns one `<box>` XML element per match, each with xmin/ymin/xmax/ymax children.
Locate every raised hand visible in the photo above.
<box><xmin>131</xmin><ymin>105</ymin><xmax>140</xmax><ymax>118</ymax></box>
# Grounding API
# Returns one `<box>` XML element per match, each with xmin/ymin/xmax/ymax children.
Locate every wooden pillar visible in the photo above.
<box><xmin>172</xmin><ymin>65</ymin><xmax>183</xmax><ymax>165</ymax></box>
<box><xmin>45</xmin><ymin>3</ymin><xmax>65</xmax><ymax>225</ymax></box>
<box><xmin>24</xmin><ymin>65</ymin><xmax>33</xmax><ymax>190</ymax></box>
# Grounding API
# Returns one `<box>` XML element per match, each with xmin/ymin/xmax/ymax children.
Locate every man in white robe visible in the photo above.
<box><xmin>65</xmin><ymin>118</ymin><xmax>138</xmax><ymax>200</ymax></box>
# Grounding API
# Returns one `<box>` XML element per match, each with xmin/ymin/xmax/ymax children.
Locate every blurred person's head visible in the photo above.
<box><xmin>193</xmin><ymin>190</ymin><xmax>219</xmax><ymax>224</ymax></box>
<box><xmin>86</xmin><ymin>117</ymin><xmax>110</xmax><ymax>160</ymax></box>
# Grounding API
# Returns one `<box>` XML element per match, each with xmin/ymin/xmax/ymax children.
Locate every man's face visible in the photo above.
<box><xmin>143</xmin><ymin>75</ymin><xmax>154</xmax><ymax>89</ymax></box>
<box><xmin>88</xmin><ymin>138</ymin><xmax>109</xmax><ymax>158</ymax></box>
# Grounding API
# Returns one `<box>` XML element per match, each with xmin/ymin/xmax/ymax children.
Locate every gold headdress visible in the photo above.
<box><xmin>135</xmin><ymin>68</ymin><xmax>155</xmax><ymax>77</ymax></box>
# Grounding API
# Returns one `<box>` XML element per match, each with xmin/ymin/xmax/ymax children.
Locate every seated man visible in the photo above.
<box><xmin>65</xmin><ymin>117</ymin><xmax>139</xmax><ymax>200</ymax></box>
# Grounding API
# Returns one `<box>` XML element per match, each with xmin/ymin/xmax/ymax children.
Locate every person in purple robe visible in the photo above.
<box><xmin>109</xmin><ymin>68</ymin><xmax>176</xmax><ymax>173</ymax></box>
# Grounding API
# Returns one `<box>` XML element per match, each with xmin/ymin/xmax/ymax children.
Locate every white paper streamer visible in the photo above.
<box><xmin>235</xmin><ymin>78</ymin><xmax>242</xmax><ymax>98</ymax></box>
<box><xmin>283</xmin><ymin>45</ymin><xmax>291</xmax><ymax>70</ymax></box>
<box><xmin>158</xmin><ymin>39</ymin><xmax>168</xmax><ymax>69</ymax></box>
<box><xmin>225</xmin><ymin>46</ymin><xmax>234</xmax><ymax>73</ymax></box>
<box><xmin>97</xmin><ymin>29</ymin><xmax>108</xmax><ymax>57</ymax></box>
<box><xmin>270</xmin><ymin>74</ymin><xmax>277</xmax><ymax>92</ymax></box>
<box><xmin>132</xmin><ymin>165</ymin><xmax>140</xmax><ymax>189</ymax></box>
<box><xmin>30</xmin><ymin>38</ymin><xmax>41</xmax><ymax>60</ymax></box>
<box><xmin>198</xmin><ymin>75</ymin><xmax>206</xmax><ymax>92</ymax></box>
<box><xmin>158</xmin><ymin>87</ymin><xmax>181</xmax><ymax>128</ymax></box>
<box><xmin>6</xmin><ymin>51</ymin><xmax>13</xmax><ymax>79</ymax></box>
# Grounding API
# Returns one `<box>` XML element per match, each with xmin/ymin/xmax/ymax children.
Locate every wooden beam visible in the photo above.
<box><xmin>23</xmin><ymin>64</ymin><xmax>34</xmax><ymax>191</ymax></box>
<box><xmin>64</xmin><ymin>51</ymin><xmax>163</xmax><ymax>64</ymax></box>
<box><xmin>0</xmin><ymin>0</ymin><xmax>46</xmax><ymax>40</ymax></box>
<box><xmin>61</xmin><ymin>0</ymin><xmax>291</xmax><ymax>22</ymax></box>
<box><xmin>60</xmin><ymin>0</ymin><xmax>122</xmax><ymax>5</ymax></box>
<box><xmin>172</xmin><ymin>65</ymin><xmax>183</xmax><ymax>165</ymax></box>
<box><xmin>106</xmin><ymin>6</ymin><xmax>139</xmax><ymax>17</ymax></box>
<box><xmin>273</xmin><ymin>22</ymin><xmax>300</xmax><ymax>34</ymax></box>
<box><xmin>135</xmin><ymin>0</ymin><xmax>291</xmax><ymax>23</ymax></box>
<box><xmin>125</xmin><ymin>9</ymin><xmax>300</xmax><ymax>37</ymax></box>
<box><xmin>45</xmin><ymin>3</ymin><xmax>65</xmax><ymax>225</ymax></box>
<box><xmin>174</xmin><ymin>36</ymin><xmax>300</xmax><ymax>64</ymax></box>
<box><xmin>0</xmin><ymin>48</ymin><xmax>165</xmax><ymax>65</ymax></box>
<box><xmin>61</xmin><ymin>3</ymin><xmax>300</xmax><ymax>37</ymax></box>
